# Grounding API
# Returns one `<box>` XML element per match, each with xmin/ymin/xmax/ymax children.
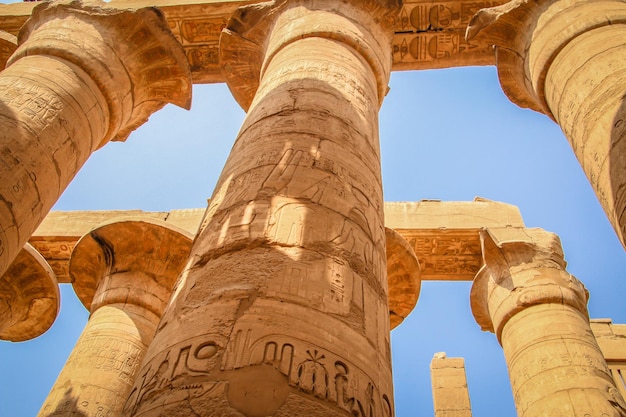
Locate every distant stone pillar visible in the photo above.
<box><xmin>466</xmin><ymin>0</ymin><xmax>626</xmax><ymax>248</ymax></box>
<box><xmin>124</xmin><ymin>1</ymin><xmax>400</xmax><ymax>416</ymax></box>
<box><xmin>430</xmin><ymin>352</ymin><xmax>473</xmax><ymax>417</ymax></box>
<box><xmin>0</xmin><ymin>243</ymin><xmax>59</xmax><ymax>341</ymax></box>
<box><xmin>0</xmin><ymin>0</ymin><xmax>192</xmax><ymax>278</ymax></box>
<box><xmin>471</xmin><ymin>228</ymin><xmax>626</xmax><ymax>417</ymax></box>
<box><xmin>38</xmin><ymin>219</ymin><xmax>192</xmax><ymax>417</ymax></box>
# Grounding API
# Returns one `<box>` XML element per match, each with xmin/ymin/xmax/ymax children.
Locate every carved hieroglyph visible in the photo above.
<box><xmin>0</xmin><ymin>0</ymin><xmax>192</xmax><ymax>279</ymax></box>
<box><xmin>0</xmin><ymin>0</ymin><xmax>509</xmax><ymax>82</ymax></box>
<box><xmin>124</xmin><ymin>1</ymin><xmax>399</xmax><ymax>416</ymax></box>
<box><xmin>466</xmin><ymin>0</ymin><xmax>626</xmax><ymax>249</ymax></box>
<box><xmin>471</xmin><ymin>228</ymin><xmax>626</xmax><ymax>417</ymax></box>
<box><xmin>38</xmin><ymin>219</ymin><xmax>192</xmax><ymax>417</ymax></box>
<box><xmin>0</xmin><ymin>243</ymin><xmax>59</xmax><ymax>342</ymax></box>
<box><xmin>27</xmin><ymin>200</ymin><xmax>524</xmax><ymax>283</ymax></box>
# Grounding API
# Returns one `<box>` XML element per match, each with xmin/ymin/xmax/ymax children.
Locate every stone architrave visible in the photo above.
<box><xmin>471</xmin><ymin>227</ymin><xmax>626</xmax><ymax>417</ymax></box>
<box><xmin>0</xmin><ymin>243</ymin><xmax>59</xmax><ymax>342</ymax></box>
<box><xmin>124</xmin><ymin>1</ymin><xmax>400</xmax><ymax>416</ymax></box>
<box><xmin>38</xmin><ymin>219</ymin><xmax>193</xmax><ymax>417</ymax></box>
<box><xmin>465</xmin><ymin>0</ymin><xmax>626</xmax><ymax>248</ymax></box>
<box><xmin>430</xmin><ymin>352</ymin><xmax>473</xmax><ymax>417</ymax></box>
<box><xmin>0</xmin><ymin>0</ymin><xmax>192</xmax><ymax>279</ymax></box>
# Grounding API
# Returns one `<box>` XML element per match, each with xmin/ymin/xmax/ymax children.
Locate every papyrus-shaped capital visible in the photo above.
<box><xmin>471</xmin><ymin>227</ymin><xmax>589</xmax><ymax>341</ymax></box>
<box><xmin>11</xmin><ymin>0</ymin><xmax>192</xmax><ymax>145</ymax></box>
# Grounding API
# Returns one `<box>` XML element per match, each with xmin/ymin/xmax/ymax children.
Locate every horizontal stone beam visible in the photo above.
<box><xmin>0</xmin><ymin>0</ymin><xmax>505</xmax><ymax>83</ymax></box>
<box><xmin>29</xmin><ymin>199</ymin><xmax>523</xmax><ymax>283</ymax></box>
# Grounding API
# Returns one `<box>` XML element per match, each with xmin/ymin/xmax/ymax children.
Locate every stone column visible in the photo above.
<box><xmin>430</xmin><ymin>352</ymin><xmax>472</xmax><ymax>417</ymax></box>
<box><xmin>0</xmin><ymin>0</ymin><xmax>192</xmax><ymax>278</ymax></box>
<box><xmin>124</xmin><ymin>1</ymin><xmax>400</xmax><ymax>416</ymax></box>
<box><xmin>0</xmin><ymin>243</ymin><xmax>59</xmax><ymax>341</ymax></box>
<box><xmin>38</xmin><ymin>219</ymin><xmax>192</xmax><ymax>417</ymax></box>
<box><xmin>471</xmin><ymin>227</ymin><xmax>626</xmax><ymax>417</ymax></box>
<box><xmin>466</xmin><ymin>0</ymin><xmax>626</xmax><ymax>248</ymax></box>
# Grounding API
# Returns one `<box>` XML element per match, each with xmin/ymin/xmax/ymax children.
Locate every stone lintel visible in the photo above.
<box><xmin>0</xmin><ymin>0</ymin><xmax>506</xmax><ymax>83</ymax></box>
<box><xmin>30</xmin><ymin>200</ymin><xmax>524</xmax><ymax>284</ymax></box>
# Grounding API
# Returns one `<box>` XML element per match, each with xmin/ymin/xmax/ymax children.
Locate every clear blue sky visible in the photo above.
<box><xmin>1</xmin><ymin>58</ymin><xmax>625</xmax><ymax>416</ymax></box>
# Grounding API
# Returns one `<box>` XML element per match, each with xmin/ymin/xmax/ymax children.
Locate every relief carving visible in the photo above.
<box><xmin>222</xmin><ymin>332</ymin><xmax>392</xmax><ymax>417</ymax></box>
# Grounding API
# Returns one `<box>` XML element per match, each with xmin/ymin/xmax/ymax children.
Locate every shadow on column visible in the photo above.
<box><xmin>40</xmin><ymin>387</ymin><xmax>87</xmax><ymax>417</ymax></box>
<box><xmin>610</xmin><ymin>97</ymin><xmax>626</xmax><ymax>244</ymax></box>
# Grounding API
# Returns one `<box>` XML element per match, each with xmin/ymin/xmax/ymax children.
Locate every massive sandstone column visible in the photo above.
<box><xmin>465</xmin><ymin>0</ymin><xmax>626</xmax><ymax>248</ymax></box>
<box><xmin>0</xmin><ymin>0</ymin><xmax>192</xmax><ymax>278</ymax></box>
<box><xmin>471</xmin><ymin>228</ymin><xmax>626</xmax><ymax>417</ymax></box>
<box><xmin>124</xmin><ymin>1</ymin><xmax>400</xmax><ymax>416</ymax></box>
<box><xmin>38</xmin><ymin>219</ymin><xmax>192</xmax><ymax>417</ymax></box>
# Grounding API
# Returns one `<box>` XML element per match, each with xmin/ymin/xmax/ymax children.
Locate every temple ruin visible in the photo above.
<box><xmin>0</xmin><ymin>0</ymin><xmax>625</xmax><ymax>416</ymax></box>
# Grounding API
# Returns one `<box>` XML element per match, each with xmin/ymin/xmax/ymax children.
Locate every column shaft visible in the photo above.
<box><xmin>466</xmin><ymin>0</ymin><xmax>626</xmax><ymax>247</ymax></box>
<box><xmin>0</xmin><ymin>1</ymin><xmax>191</xmax><ymax>278</ymax></box>
<box><xmin>39</xmin><ymin>219</ymin><xmax>193</xmax><ymax>417</ymax></box>
<box><xmin>503</xmin><ymin>304</ymin><xmax>623</xmax><ymax>416</ymax></box>
<box><xmin>125</xmin><ymin>2</ymin><xmax>398</xmax><ymax>416</ymax></box>
<box><xmin>39</xmin><ymin>302</ymin><xmax>159</xmax><ymax>417</ymax></box>
<box><xmin>471</xmin><ymin>228</ymin><xmax>626</xmax><ymax>417</ymax></box>
<box><xmin>0</xmin><ymin>56</ymin><xmax>109</xmax><ymax>278</ymax></box>
<box><xmin>541</xmin><ymin>23</ymin><xmax>626</xmax><ymax>243</ymax></box>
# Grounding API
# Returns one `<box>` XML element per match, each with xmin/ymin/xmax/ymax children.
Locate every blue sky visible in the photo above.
<box><xmin>1</xmin><ymin>61</ymin><xmax>625</xmax><ymax>416</ymax></box>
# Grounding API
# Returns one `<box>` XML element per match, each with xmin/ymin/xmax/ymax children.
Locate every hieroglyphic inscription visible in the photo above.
<box><xmin>393</xmin><ymin>0</ymin><xmax>504</xmax><ymax>69</ymax></box>
<box><xmin>224</xmin><ymin>332</ymin><xmax>393</xmax><ymax>417</ymax></box>
<box><xmin>28</xmin><ymin>237</ymin><xmax>78</xmax><ymax>283</ymax></box>
<box><xmin>67</xmin><ymin>334</ymin><xmax>145</xmax><ymax>386</ymax></box>
<box><xmin>397</xmin><ymin>229</ymin><xmax>481</xmax><ymax>280</ymax></box>
<box><xmin>0</xmin><ymin>0</ymin><xmax>509</xmax><ymax>83</ymax></box>
<box><xmin>165</xmin><ymin>15</ymin><xmax>228</xmax><ymax>82</ymax></box>
<box><xmin>123</xmin><ymin>335</ymin><xmax>221</xmax><ymax>415</ymax></box>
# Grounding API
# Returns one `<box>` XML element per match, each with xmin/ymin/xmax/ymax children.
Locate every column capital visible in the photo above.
<box><xmin>69</xmin><ymin>218</ymin><xmax>193</xmax><ymax>316</ymax></box>
<box><xmin>219</xmin><ymin>0</ymin><xmax>401</xmax><ymax>110</ymax></box>
<box><xmin>465</xmin><ymin>0</ymin><xmax>626</xmax><ymax>117</ymax></box>
<box><xmin>10</xmin><ymin>0</ymin><xmax>192</xmax><ymax>146</ymax></box>
<box><xmin>0</xmin><ymin>243</ymin><xmax>59</xmax><ymax>341</ymax></box>
<box><xmin>470</xmin><ymin>227</ymin><xmax>589</xmax><ymax>341</ymax></box>
<box><xmin>0</xmin><ymin>29</ymin><xmax>16</xmax><ymax>69</ymax></box>
<box><xmin>386</xmin><ymin>227</ymin><xmax>421</xmax><ymax>329</ymax></box>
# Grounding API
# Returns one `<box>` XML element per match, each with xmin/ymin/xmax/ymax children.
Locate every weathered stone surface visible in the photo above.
<box><xmin>38</xmin><ymin>219</ymin><xmax>193</xmax><ymax>417</ymax></box>
<box><xmin>387</xmin><ymin>198</ymin><xmax>524</xmax><ymax>280</ymax></box>
<box><xmin>0</xmin><ymin>243</ymin><xmax>59</xmax><ymax>342</ymax></box>
<box><xmin>124</xmin><ymin>1</ymin><xmax>400</xmax><ymax>415</ymax></box>
<box><xmin>430</xmin><ymin>352</ymin><xmax>473</xmax><ymax>417</ymax></box>
<box><xmin>591</xmin><ymin>319</ymin><xmax>626</xmax><ymax>402</ymax></box>
<box><xmin>30</xmin><ymin>200</ymin><xmax>524</xmax><ymax>283</ymax></box>
<box><xmin>467</xmin><ymin>0</ymin><xmax>626</xmax><ymax>250</ymax></box>
<box><xmin>0</xmin><ymin>0</ymin><xmax>192</xmax><ymax>281</ymax></box>
<box><xmin>386</xmin><ymin>227</ymin><xmax>421</xmax><ymax>329</ymax></box>
<box><xmin>0</xmin><ymin>0</ymin><xmax>507</xmax><ymax>83</ymax></box>
<box><xmin>471</xmin><ymin>227</ymin><xmax>626</xmax><ymax>417</ymax></box>
<box><xmin>0</xmin><ymin>29</ymin><xmax>16</xmax><ymax>69</ymax></box>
